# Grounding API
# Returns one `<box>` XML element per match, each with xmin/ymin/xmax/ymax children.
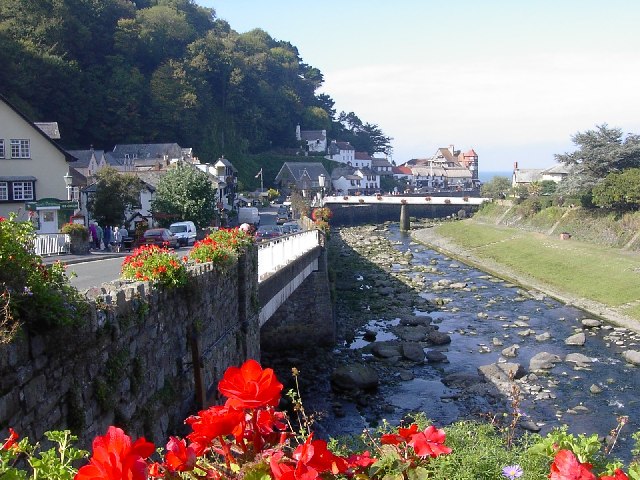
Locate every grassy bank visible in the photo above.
<box><xmin>426</xmin><ymin>220</ymin><xmax>640</xmax><ymax>322</ymax></box>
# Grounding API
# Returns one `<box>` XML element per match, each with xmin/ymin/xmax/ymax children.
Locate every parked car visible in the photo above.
<box><xmin>169</xmin><ymin>221</ymin><xmax>197</xmax><ymax>246</ymax></box>
<box><xmin>276</xmin><ymin>212</ymin><xmax>289</xmax><ymax>224</ymax></box>
<box><xmin>238</xmin><ymin>207</ymin><xmax>260</xmax><ymax>226</ymax></box>
<box><xmin>281</xmin><ymin>221</ymin><xmax>300</xmax><ymax>234</ymax></box>
<box><xmin>255</xmin><ymin>225</ymin><xmax>282</xmax><ymax>241</ymax></box>
<box><xmin>140</xmin><ymin>228</ymin><xmax>179</xmax><ymax>248</ymax></box>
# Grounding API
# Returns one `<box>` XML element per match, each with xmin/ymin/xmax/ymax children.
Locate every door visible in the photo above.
<box><xmin>38</xmin><ymin>209</ymin><xmax>58</xmax><ymax>233</ymax></box>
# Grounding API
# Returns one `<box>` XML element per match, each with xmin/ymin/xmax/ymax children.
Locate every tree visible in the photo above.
<box><xmin>89</xmin><ymin>167</ymin><xmax>142</xmax><ymax>227</ymax></box>
<box><xmin>555</xmin><ymin>124</ymin><xmax>640</xmax><ymax>186</ymax></box>
<box><xmin>592</xmin><ymin>168</ymin><xmax>640</xmax><ymax>211</ymax></box>
<box><xmin>480</xmin><ymin>176</ymin><xmax>511</xmax><ymax>199</ymax></box>
<box><xmin>151</xmin><ymin>163</ymin><xmax>217</xmax><ymax>228</ymax></box>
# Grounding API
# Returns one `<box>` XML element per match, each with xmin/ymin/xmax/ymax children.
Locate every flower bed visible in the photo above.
<box><xmin>1</xmin><ymin>360</ymin><xmax>637</xmax><ymax>480</ymax></box>
<box><xmin>121</xmin><ymin>245</ymin><xmax>187</xmax><ymax>287</ymax></box>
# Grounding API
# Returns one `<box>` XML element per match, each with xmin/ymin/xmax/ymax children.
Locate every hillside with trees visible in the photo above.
<box><xmin>0</xmin><ymin>0</ymin><xmax>392</xmax><ymax>181</ymax></box>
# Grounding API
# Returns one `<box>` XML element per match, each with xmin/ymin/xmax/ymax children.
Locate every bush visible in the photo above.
<box><xmin>188</xmin><ymin>228</ymin><xmax>254</xmax><ymax>268</ymax></box>
<box><xmin>60</xmin><ymin>222</ymin><xmax>89</xmax><ymax>240</ymax></box>
<box><xmin>121</xmin><ymin>245</ymin><xmax>187</xmax><ymax>287</ymax></box>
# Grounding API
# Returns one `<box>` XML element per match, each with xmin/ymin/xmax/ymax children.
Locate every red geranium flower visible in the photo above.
<box><xmin>292</xmin><ymin>435</ymin><xmax>348</xmax><ymax>475</ymax></box>
<box><xmin>164</xmin><ymin>436</ymin><xmax>197</xmax><ymax>472</ymax></box>
<box><xmin>75</xmin><ymin>426</ymin><xmax>155</xmax><ymax>480</ymax></box>
<box><xmin>600</xmin><ymin>470</ymin><xmax>629</xmax><ymax>480</ymax></box>
<box><xmin>408</xmin><ymin>425</ymin><xmax>452</xmax><ymax>458</ymax></box>
<box><xmin>549</xmin><ymin>450</ymin><xmax>596</xmax><ymax>480</ymax></box>
<box><xmin>1</xmin><ymin>428</ymin><xmax>19</xmax><ymax>450</ymax></box>
<box><xmin>346</xmin><ymin>451</ymin><xmax>377</xmax><ymax>472</ymax></box>
<box><xmin>218</xmin><ymin>359</ymin><xmax>283</xmax><ymax>409</ymax></box>
<box><xmin>380</xmin><ymin>423</ymin><xmax>419</xmax><ymax>445</ymax></box>
<box><xmin>185</xmin><ymin>405</ymin><xmax>245</xmax><ymax>453</ymax></box>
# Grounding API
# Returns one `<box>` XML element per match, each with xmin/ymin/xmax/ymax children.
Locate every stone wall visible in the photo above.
<box><xmin>0</xmin><ymin>248</ymin><xmax>259</xmax><ymax>447</ymax></box>
<box><xmin>327</xmin><ymin>203</ymin><xmax>476</xmax><ymax>226</ymax></box>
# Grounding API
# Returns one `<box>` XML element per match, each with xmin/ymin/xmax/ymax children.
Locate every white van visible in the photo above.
<box><xmin>169</xmin><ymin>221</ymin><xmax>197</xmax><ymax>246</ymax></box>
<box><xmin>237</xmin><ymin>207</ymin><xmax>260</xmax><ymax>226</ymax></box>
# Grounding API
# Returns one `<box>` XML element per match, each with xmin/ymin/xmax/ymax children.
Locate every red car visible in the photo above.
<box><xmin>140</xmin><ymin>228</ymin><xmax>179</xmax><ymax>249</ymax></box>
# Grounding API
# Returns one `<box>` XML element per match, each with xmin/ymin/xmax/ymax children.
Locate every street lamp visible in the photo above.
<box><xmin>63</xmin><ymin>171</ymin><xmax>73</xmax><ymax>201</ymax></box>
<box><xmin>318</xmin><ymin>173</ymin><xmax>326</xmax><ymax>206</ymax></box>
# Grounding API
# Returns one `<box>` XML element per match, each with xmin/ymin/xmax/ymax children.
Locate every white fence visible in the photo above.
<box><xmin>33</xmin><ymin>234</ymin><xmax>70</xmax><ymax>256</ymax></box>
<box><xmin>257</xmin><ymin>229</ymin><xmax>321</xmax><ymax>281</ymax></box>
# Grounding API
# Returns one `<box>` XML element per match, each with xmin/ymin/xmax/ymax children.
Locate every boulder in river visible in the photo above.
<box><xmin>581</xmin><ymin>319</ymin><xmax>602</xmax><ymax>329</ymax></box>
<box><xmin>426</xmin><ymin>350</ymin><xmax>448</xmax><ymax>363</ymax></box>
<box><xmin>565</xmin><ymin>353</ymin><xmax>593</xmax><ymax>367</ymax></box>
<box><xmin>401</xmin><ymin>342</ymin><xmax>425</xmax><ymax>362</ymax></box>
<box><xmin>478</xmin><ymin>362</ymin><xmax>525</xmax><ymax>389</ymax></box>
<box><xmin>428</xmin><ymin>330</ymin><xmax>452</xmax><ymax>345</ymax></box>
<box><xmin>529</xmin><ymin>352</ymin><xmax>562</xmax><ymax>371</ymax></box>
<box><xmin>565</xmin><ymin>332</ymin><xmax>586</xmax><ymax>346</ymax></box>
<box><xmin>501</xmin><ymin>344</ymin><xmax>520</xmax><ymax>358</ymax></box>
<box><xmin>622</xmin><ymin>350</ymin><xmax>640</xmax><ymax>366</ymax></box>
<box><xmin>331</xmin><ymin>363</ymin><xmax>379</xmax><ymax>391</ymax></box>
<box><xmin>370</xmin><ymin>342</ymin><xmax>402</xmax><ymax>359</ymax></box>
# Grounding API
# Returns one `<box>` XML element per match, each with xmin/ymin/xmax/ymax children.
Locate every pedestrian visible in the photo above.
<box><xmin>103</xmin><ymin>225</ymin><xmax>112</xmax><ymax>252</ymax></box>
<box><xmin>96</xmin><ymin>223</ymin><xmax>104</xmax><ymax>250</ymax></box>
<box><xmin>119</xmin><ymin>225</ymin><xmax>129</xmax><ymax>251</ymax></box>
<box><xmin>88</xmin><ymin>222</ymin><xmax>98</xmax><ymax>250</ymax></box>
<box><xmin>113</xmin><ymin>226</ymin><xmax>121</xmax><ymax>252</ymax></box>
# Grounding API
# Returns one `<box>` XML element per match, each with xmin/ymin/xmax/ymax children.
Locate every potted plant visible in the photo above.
<box><xmin>60</xmin><ymin>223</ymin><xmax>90</xmax><ymax>254</ymax></box>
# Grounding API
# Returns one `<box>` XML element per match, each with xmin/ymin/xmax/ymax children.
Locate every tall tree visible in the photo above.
<box><xmin>89</xmin><ymin>167</ymin><xmax>142</xmax><ymax>227</ymax></box>
<box><xmin>151</xmin><ymin>163</ymin><xmax>217</xmax><ymax>228</ymax></box>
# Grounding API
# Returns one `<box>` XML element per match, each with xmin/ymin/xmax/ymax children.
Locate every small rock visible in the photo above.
<box><xmin>426</xmin><ymin>350</ymin><xmax>448</xmax><ymax>363</ymax></box>
<box><xmin>492</xmin><ymin>337</ymin><xmax>503</xmax><ymax>347</ymax></box>
<box><xmin>530</xmin><ymin>352</ymin><xmax>562</xmax><ymax>371</ymax></box>
<box><xmin>520</xmin><ymin>420</ymin><xmax>541</xmax><ymax>432</ymax></box>
<box><xmin>565</xmin><ymin>353</ymin><xmax>593</xmax><ymax>366</ymax></box>
<box><xmin>502</xmin><ymin>344</ymin><xmax>520</xmax><ymax>358</ymax></box>
<box><xmin>589</xmin><ymin>384</ymin><xmax>603</xmax><ymax>394</ymax></box>
<box><xmin>536</xmin><ymin>332</ymin><xmax>551</xmax><ymax>342</ymax></box>
<box><xmin>581</xmin><ymin>319</ymin><xmax>602</xmax><ymax>329</ymax></box>
<box><xmin>363</xmin><ymin>330</ymin><xmax>377</xmax><ymax>342</ymax></box>
<box><xmin>331</xmin><ymin>363</ymin><xmax>379</xmax><ymax>391</ymax></box>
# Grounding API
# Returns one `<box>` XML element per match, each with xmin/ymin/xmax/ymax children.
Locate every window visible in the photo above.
<box><xmin>0</xmin><ymin>182</ymin><xmax>7</xmax><ymax>201</ymax></box>
<box><xmin>0</xmin><ymin>140</ymin><xmax>4</xmax><ymax>158</ymax></box>
<box><xmin>13</xmin><ymin>182</ymin><xmax>34</xmax><ymax>200</ymax></box>
<box><xmin>11</xmin><ymin>139</ymin><xmax>30</xmax><ymax>158</ymax></box>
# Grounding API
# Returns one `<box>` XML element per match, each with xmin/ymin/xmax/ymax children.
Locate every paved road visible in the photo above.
<box><xmin>64</xmin><ymin>209</ymin><xmax>277</xmax><ymax>290</ymax></box>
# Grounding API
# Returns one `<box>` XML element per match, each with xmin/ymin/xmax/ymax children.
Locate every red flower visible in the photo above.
<box><xmin>185</xmin><ymin>405</ymin><xmax>245</xmax><ymax>452</ymax></box>
<box><xmin>1</xmin><ymin>428</ymin><xmax>19</xmax><ymax>450</ymax></box>
<box><xmin>380</xmin><ymin>423</ymin><xmax>419</xmax><ymax>445</ymax></box>
<box><xmin>218</xmin><ymin>359</ymin><xmax>283</xmax><ymax>409</ymax></box>
<box><xmin>549</xmin><ymin>450</ymin><xmax>596</xmax><ymax>480</ymax></box>
<box><xmin>163</xmin><ymin>436</ymin><xmax>196</xmax><ymax>472</ymax></box>
<box><xmin>292</xmin><ymin>435</ymin><xmax>348</xmax><ymax>475</ymax></box>
<box><xmin>408</xmin><ymin>425</ymin><xmax>452</xmax><ymax>458</ymax></box>
<box><xmin>346</xmin><ymin>451</ymin><xmax>377</xmax><ymax>471</ymax></box>
<box><xmin>75</xmin><ymin>426</ymin><xmax>155</xmax><ymax>480</ymax></box>
<box><xmin>600</xmin><ymin>470</ymin><xmax>628</xmax><ymax>480</ymax></box>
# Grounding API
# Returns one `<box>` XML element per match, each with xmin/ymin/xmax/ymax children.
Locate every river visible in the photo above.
<box><xmin>265</xmin><ymin>223</ymin><xmax>640</xmax><ymax>462</ymax></box>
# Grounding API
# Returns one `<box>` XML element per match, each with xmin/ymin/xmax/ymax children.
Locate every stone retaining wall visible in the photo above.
<box><xmin>0</xmin><ymin>248</ymin><xmax>259</xmax><ymax>447</ymax></box>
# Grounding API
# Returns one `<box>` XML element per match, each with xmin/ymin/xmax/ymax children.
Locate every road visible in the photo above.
<box><xmin>67</xmin><ymin>208</ymin><xmax>278</xmax><ymax>290</ymax></box>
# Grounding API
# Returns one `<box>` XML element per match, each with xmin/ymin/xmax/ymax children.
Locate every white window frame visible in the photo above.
<box><xmin>0</xmin><ymin>182</ymin><xmax>7</xmax><ymax>201</ymax></box>
<box><xmin>13</xmin><ymin>181</ymin><xmax>34</xmax><ymax>200</ymax></box>
<box><xmin>10</xmin><ymin>139</ymin><xmax>30</xmax><ymax>159</ymax></box>
<box><xmin>0</xmin><ymin>140</ymin><xmax>4</xmax><ymax>158</ymax></box>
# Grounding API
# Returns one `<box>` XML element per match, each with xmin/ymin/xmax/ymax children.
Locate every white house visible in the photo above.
<box><xmin>0</xmin><ymin>94</ymin><xmax>79</xmax><ymax>233</ymax></box>
<box><xmin>330</xmin><ymin>166</ymin><xmax>380</xmax><ymax>195</ymax></box>
<box><xmin>296</xmin><ymin>125</ymin><xmax>327</xmax><ymax>153</ymax></box>
<box><xmin>326</xmin><ymin>140</ymin><xmax>355</xmax><ymax>165</ymax></box>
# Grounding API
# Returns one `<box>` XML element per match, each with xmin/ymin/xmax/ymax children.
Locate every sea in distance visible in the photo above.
<box><xmin>478</xmin><ymin>170</ymin><xmax>511</xmax><ymax>183</ymax></box>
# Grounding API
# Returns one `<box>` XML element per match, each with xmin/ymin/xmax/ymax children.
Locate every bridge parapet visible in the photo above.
<box><xmin>257</xmin><ymin>229</ymin><xmax>322</xmax><ymax>281</ymax></box>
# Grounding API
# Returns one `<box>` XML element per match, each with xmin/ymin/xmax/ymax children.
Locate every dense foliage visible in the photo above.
<box><xmin>0</xmin><ymin>0</ymin><xmax>391</xmax><ymax>167</ymax></box>
<box><xmin>592</xmin><ymin>168</ymin><xmax>640</xmax><ymax>211</ymax></box>
<box><xmin>151</xmin><ymin>163</ymin><xmax>218</xmax><ymax>228</ymax></box>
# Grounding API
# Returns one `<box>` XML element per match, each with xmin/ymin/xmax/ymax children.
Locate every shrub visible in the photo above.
<box><xmin>60</xmin><ymin>222</ymin><xmax>89</xmax><ymax>241</ymax></box>
<box><xmin>121</xmin><ymin>245</ymin><xmax>187</xmax><ymax>287</ymax></box>
<box><xmin>0</xmin><ymin>215</ymin><xmax>86</xmax><ymax>339</ymax></box>
<box><xmin>187</xmin><ymin>237</ymin><xmax>236</xmax><ymax>269</ymax></box>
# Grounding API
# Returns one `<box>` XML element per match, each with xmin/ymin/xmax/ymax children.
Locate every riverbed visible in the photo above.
<box><xmin>263</xmin><ymin>222</ymin><xmax>640</xmax><ymax>461</ymax></box>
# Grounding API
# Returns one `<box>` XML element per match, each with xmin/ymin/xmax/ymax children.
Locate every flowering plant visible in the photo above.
<box><xmin>311</xmin><ymin>208</ymin><xmax>332</xmax><ymax>222</ymax></box>
<box><xmin>188</xmin><ymin>228</ymin><xmax>254</xmax><ymax>268</ymax></box>
<box><xmin>121</xmin><ymin>245</ymin><xmax>187</xmax><ymax>287</ymax></box>
<box><xmin>1</xmin><ymin>214</ymin><xmax>86</xmax><ymax>340</ymax></box>
<box><xmin>1</xmin><ymin>359</ymin><xmax>639</xmax><ymax>480</ymax></box>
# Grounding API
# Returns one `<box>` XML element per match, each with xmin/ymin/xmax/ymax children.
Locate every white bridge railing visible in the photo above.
<box><xmin>33</xmin><ymin>234</ymin><xmax>71</xmax><ymax>256</ymax></box>
<box><xmin>257</xmin><ymin>229</ymin><xmax>321</xmax><ymax>282</ymax></box>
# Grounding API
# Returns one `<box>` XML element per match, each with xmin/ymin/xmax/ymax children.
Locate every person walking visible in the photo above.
<box><xmin>113</xmin><ymin>226</ymin><xmax>121</xmax><ymax>252</ymax></box>
<box><xmin>96</xmin><ymin>223</ymin><xmax>104</xmax><ymax>250</ymax></box>
<box><xmin>119</xmin><ymin>224</ymin><xmax>129</xmax><ymax>251</ymax></box>
<box><xmin>88</xmin><ymin>222</ymin><xmax>98</xmax><ymax>250</ymax></box>
<box><xmin>103</xmin><ymin>225</ymin><xmax>112</xmax><ymax>252</ymax></box>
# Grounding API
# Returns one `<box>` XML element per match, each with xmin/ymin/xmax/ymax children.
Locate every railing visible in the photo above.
<box><xmin>33</xmin><ymin>234</ymin><xmax>70</xmax><ymax>256</ymax></box>
<box><xmin>257</xmin><ymin>229</ymin><xmax>321</xmax><ymax>281</ymax></box>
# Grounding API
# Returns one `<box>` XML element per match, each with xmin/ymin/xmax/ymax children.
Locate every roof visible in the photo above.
<box><xmin>214</xmin><ymin>156</ymin><xmax>238</xmax><ymax>171</ymax></box>
<box><xmin>393</xmin><ymin>166</ymin><xmax>412</xmax><ymax>175</ymax></box>
<box><xmin>275</xmin><ymin>162</ymin><xmax>330</xmax><ymax>183</ymax></box>
<box><xmin>0</xmin><ymin>175</ymin><xmax>38</xmax><ymax>181</ymax></box>
<box><xmin>355</xmin><ymin>151</ymin><xmax>372</xmax><ymax>160</ymax></box>
<box><xmin>112</xmin><ymin>143</ymin><xmax>182</xmax><ymax>160</ymax></box>
<box><xmin>300</xmin><ymin>130</ymin><xmax>326</xmax><ymax>141</ymax></box>
<box><xmin>464</xmin><ymin>148</ymin><xmax>478</xmax><ymax>157</ymax></box>
<box><xmin>513</xmin><ymin>168</ymin><xmax>543</xmax><ymax>183</ymax></box>
<box><xmin>331</xmin><ymin>166</ymin><xmax>358</xmax><ymax>180</ymax></box>
<box><xmin>0</xmin><ymin>93</ymin><xmax>76</xmax><ymax>162</ymax></box>
<box><xmin>372</xmin><ymin>158</ymin><xmax>393</xmax><ymax>167</ymax></box>
<box><xmin>542</xmin><ymin>164</ymin><xmax>569</xmax><ymax>175</ymax></box>
<box><xmin>67</xmin><ymin>149</ymin><xmax>105</xmax><ymax>168</ymax></box>
<box><xmin>34</xmin><ymin>122</ymin><xmax>61</xmax><ymax>139</ymax></box>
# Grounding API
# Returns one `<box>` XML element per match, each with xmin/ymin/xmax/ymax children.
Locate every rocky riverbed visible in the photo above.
<box><xmin>262</xmin><ymin>222</ymin><xmax>640</xmax><ymax>458</ymax></box>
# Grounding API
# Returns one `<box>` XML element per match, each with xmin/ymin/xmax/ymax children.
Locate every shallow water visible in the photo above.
<box><xmin>336</xmin><ymin>225</ymin><xmax>640</xmax><ymax>460</ymax></box>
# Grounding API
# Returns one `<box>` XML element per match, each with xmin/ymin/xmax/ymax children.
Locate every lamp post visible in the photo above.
<box><xmin>318</xmin><ymin>173</ymin><xmax>326</xmax><ymax>206</ymax></box>
<box><xmin>63</xmin><ymin>171</ymin><xmax>73</xmax><ymax>201</ymax></box>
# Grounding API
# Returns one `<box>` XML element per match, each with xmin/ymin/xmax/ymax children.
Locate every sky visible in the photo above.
<box><xmin>197</xmin><ymin>0</ymin><xmax>640</xmax><ymax>171</ymax></box>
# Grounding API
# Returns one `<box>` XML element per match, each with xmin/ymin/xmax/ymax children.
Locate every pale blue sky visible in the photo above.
<box><xmin>197</xmin><ymin>0</ymin><xmax>640</xmax><ymax>171</ymax></box>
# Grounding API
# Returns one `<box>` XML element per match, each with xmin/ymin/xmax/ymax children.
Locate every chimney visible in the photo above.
<box><xmin>514</xmin><ymin>161</ymin><xmax>518</xmax><ymax>170</ymax></box>
<box><xmin>449</xmin><ymin>144</ymin><xmax>454</xmax><ymax>155</ymax></box>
